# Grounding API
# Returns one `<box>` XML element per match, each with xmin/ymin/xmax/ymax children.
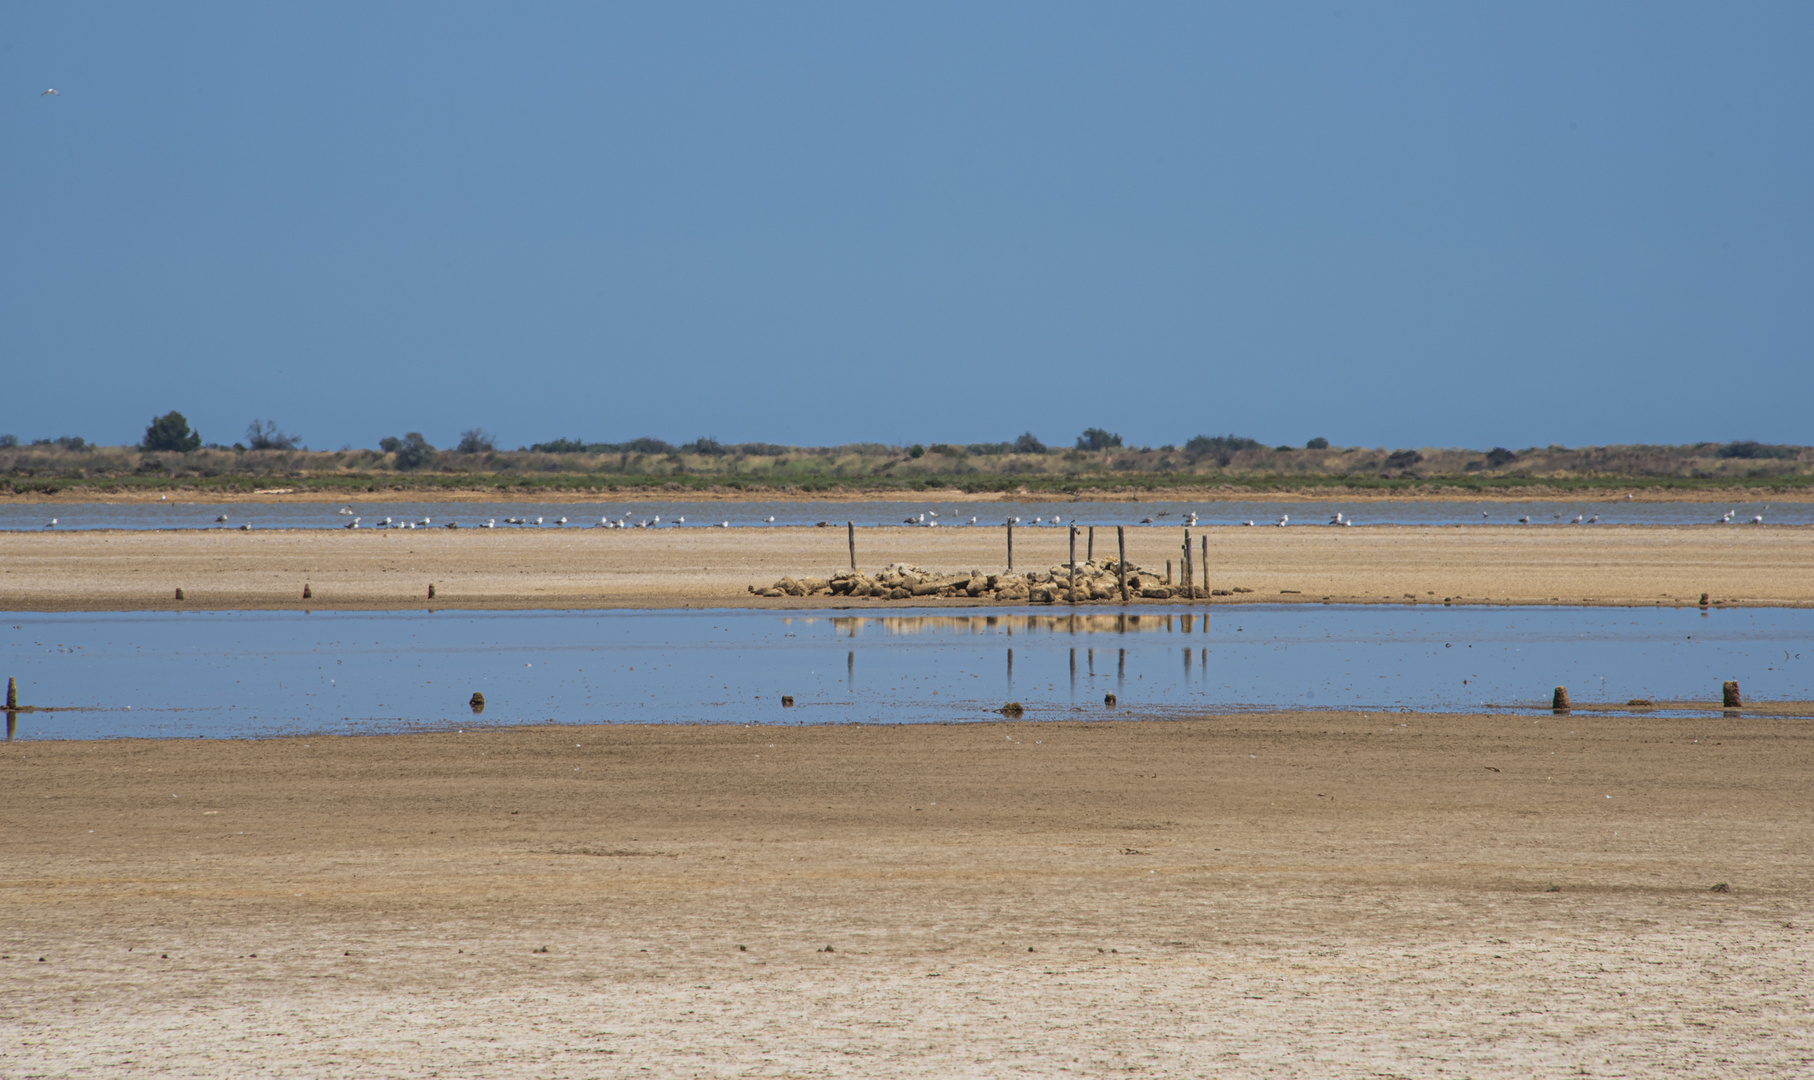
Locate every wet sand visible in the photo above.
<box><xmin>3</xmin><ymin>524</ymin><xmax>1811</xmax><ymax>610</ymax></box>
<box><xmin>2</xmin><ymin>714</ymin><xmax>1807</xmax><ymax>1076</ymax></box>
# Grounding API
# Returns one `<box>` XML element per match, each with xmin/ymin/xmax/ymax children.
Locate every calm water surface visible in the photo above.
<box><xmin>4</xmin><ymin>605</ymin><xmax>1810</xmax><ymax>739</ymax></box>
<box><xmin>4</xmin><ymin>498</ymin><xmax>1803</xmax><ymax>531</ymax></box>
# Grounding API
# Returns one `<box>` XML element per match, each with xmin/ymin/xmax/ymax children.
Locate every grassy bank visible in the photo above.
<box><xmin>4</xmin><ymin>441</ymin><xmax>1812</xmax><ymax>498</ymax></box>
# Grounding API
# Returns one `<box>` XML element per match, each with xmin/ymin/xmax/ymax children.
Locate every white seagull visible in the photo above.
<box><xmin>44</xmin><ymin>517</ymin><xmax>57</xmax><ymax>527</ymax></box>
<box><xmin>216</xmin><ymin>514</ymin><xmax>229</xmax><ymax>523</ymax></box>
<box><xmin>1276</xmin><ymin>514</ymin><xmax>1289</xmax><ymax>527</ymax></box>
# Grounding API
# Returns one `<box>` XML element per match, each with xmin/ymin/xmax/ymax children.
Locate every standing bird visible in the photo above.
<box><xmin>216</xmin><ymin>514</ymin><xmax>229</xmax><ymax>523</ymax></box>
<box><xmin>1276</xmin><ymin>514</ymin><xmax>1289</xmax><ymax>527</ymax></box>
<box><xmin>1518</xmin><ymin>516</ymin><xmax>1530</xmax><ymax>525</ymax></box>
<box><xmin>44</xmin><ymin>517</ymin><xmax>57</xmax><ymax>527</ymax></box>
<box><xmin>765</xmin><ymin>516</ymin><xmax>776</xmax><ymax>524</ymax></box>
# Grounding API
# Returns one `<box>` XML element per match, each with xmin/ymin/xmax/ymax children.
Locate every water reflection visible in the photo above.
<box><xmin>1</xmin><ymin>605</ymin><xmax>1811</xmax><ymax>739</ymax></box>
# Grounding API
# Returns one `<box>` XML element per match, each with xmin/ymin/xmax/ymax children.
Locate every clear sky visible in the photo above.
<box><xmin>4</xmin><ymin>3</ymin><xmax>1809</xmax><ymax>452</ymax></box>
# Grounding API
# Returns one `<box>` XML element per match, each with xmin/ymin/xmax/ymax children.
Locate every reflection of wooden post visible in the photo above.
<box><xmin>1116</xmin><ymin>526</ymin><xmax>1129</xmax><ymax>603</ymax></box>
<box><xmin>1068</xmin><ymin>526</ymin><xmax>1077</xmax><ymax>605</ymax></box>
<box><xmin>1007</xmin><ymin>523</ymin><xmax>1014</xmax><ymax>571</ymax></box>
<box><xmin>847</xmin><ymin>521</ymin><xmax>856</xmax><ymax>571</ymax></box>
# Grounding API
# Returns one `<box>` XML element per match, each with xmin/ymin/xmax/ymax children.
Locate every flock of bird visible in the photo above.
<box><xmin>32</xmin><ymin>504</ymin><xmax>1783</xmax><ymax>529</ymax></box>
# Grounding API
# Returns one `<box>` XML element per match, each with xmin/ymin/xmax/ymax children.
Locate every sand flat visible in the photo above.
<box><xmin>1</xmin><ymin>714</ymin><xmax>1808</xmax><ymax>1075</ymax></box>
<box><xmin>3</xmin><ymin>524</ymin><xmax>1811</xmax><ymax>609</ymax></box>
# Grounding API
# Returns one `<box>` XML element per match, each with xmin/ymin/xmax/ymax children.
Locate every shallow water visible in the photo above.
<box><xmin>3</xmin><ymin>497</ymin><xmax>1802</xmax><ymax>532</ymax></box>
<box><xmin>4</xmin><ymin>605</ymin><xmax>1810</xmax><ymax>740</ymax></box>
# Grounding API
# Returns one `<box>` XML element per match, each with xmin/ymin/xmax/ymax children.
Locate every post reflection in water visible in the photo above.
<box><xmin>8</xmin><ymin>605</ymin><xmax>1814</xmax><ymax>740</ymax></box>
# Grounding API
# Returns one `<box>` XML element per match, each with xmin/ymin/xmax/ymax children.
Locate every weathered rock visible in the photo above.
<box><xmin>1141</xmin><ymin>586</ymin><xmax>1172</xmax><ymax>599</ymax></box>
<box><xmin>887</xmin><ymin>587</ymin><xmax>910</xmax><ymax>600</ymax></box>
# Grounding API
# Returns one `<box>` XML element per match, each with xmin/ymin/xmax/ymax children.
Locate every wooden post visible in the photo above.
<box><xmin>427</xmin><ymin>583</ymin><xmax>436</xmax><ymax>600</ymax></box>
<box><xmin>1722</xmin><ymin>680</ymin><xmax>1742</xmax><ymax>708</ymax></box>
<box><xmin>1007</xmin><ymin>522</ymin><xmax>1014</xmax><ymax>571</ymax></box>
<box><xmin>1201</xmin><ymin>535</ymin><xmax>1209</xmax><ymax>597</ymax></box>
<box><xmin>1552</xmin><ymin>686</ymin><xmax>1570</xmax><ymax>712</ymax></box>
<box><xmin>1068</xmin><ymin>526</ymin><xmax>1077</xmax><ymax>605</ymax></box>
<box><xmin>1116</xmin><ymin>526</ymin><xmax>1129</xmax><ymax>602</ymax></box>
<box><xmin>1183</xmin><ymin>528</ymin><xmax>1193</xmax><ymax>599</ymax></box>
<box><xmin>847</xmin><ymin>521</ymin><xmax>856</xmax><ymax>571</ymax></box>
<box><xmin>1087</xmin><ymin>526</ymin><xmax>1094</xmax><ymax>563</ymax></box>
<box><xmin>5</xmin><ymin>677</ymin><xmax>15</xmax><ymax>710</ymax></box>
<box><xmin>1166</xmin><ymin>559</ymin><xmax>1172</xmax><ymax>585</ymax></box>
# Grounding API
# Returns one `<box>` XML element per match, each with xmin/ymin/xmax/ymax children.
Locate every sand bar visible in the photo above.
<box><xmin>2</xmin><ymin>524</ymin><xmax>1811</xmax><ymax>610</ymax></box>
<box><xmin>2</xmin><ymin>714</ymin><xmax>1807</xmax><ymax>1075</ymax></box>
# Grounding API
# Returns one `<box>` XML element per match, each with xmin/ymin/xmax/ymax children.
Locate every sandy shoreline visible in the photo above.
<box><xmin>3</xmin><ymin>524</ymin><xmax>1811</xmax><ymax>610</ymax></box>
<box><xmin>2</xmin><ymin>713</ymin><xmax>1807</xmax><ymax>1076</ymax></box>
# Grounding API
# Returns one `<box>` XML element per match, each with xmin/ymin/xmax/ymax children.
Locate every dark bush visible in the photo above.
<box><xmin>1184</xmin><ymin>434</ymin><xmax>1262</xmax><ymax>455</ymax></box>
<box><xmin>1306</xmin><ymin>437</ymin><xmax>1329</xmax><ymax>450</ymax></box>
<box><xmin>1076</xmin><ymin>428</ymin><xmax>1123</xmax><ymax>451</ymax></box>
<box><xmin>965</xmin><ymin>442</ymin><xmax>1012</xmax><ymax>455</ymax></box>
<box><xmin>32</xmin><ymin>435</ymin><xmax>87</xmax><ymax>450</ymax></box>
<box><xmin>245</xmin><ymin>419</ymin><xmax>300</xmax><ymax>451</ymax></box>
<box><xmin>457</xmin><ymin>428</ymin><xmax>497</xmax><ymax>453</ymax></box>
<box><xmin>1384</xmin><ymin>449</ymin><xmax>1424</xmax><ymax>469</ymax></box>
<box><xmin>1485</xmin><ymin>447</ymin><xmax>1518</xmax><ymax>468</ymax></box>
<box><xmin>687</xmin><ymin>437</ymin><xmax>727</xmax><ymax>456</ymax></box>
<box><xmin>1013</xmin><ymin>432</ymin><xmax>1047</xmax><ymax>454</ymax></box>
<box><xmin>386</xmin><ymin>432</ymin><xmax>436</xmax><ymax>470</ymax></box>
<box><xmin>1717</xmin><ymin>441</ymin><xmax>1799</xmax><ymax>460</ymax></box>
<box><xmin>528</xmin><ymin>437</ymin><xmax>587</xmax><ymax>453</ymax></box>
<box><xmin>908</xmin><ymin>444</ymin><xmax>925</xmax><ymax>458</ymax></box>
<box><xmin>142</xmin><ymin>411</ymin><xmax>200</xmax><ymax>453</ymax></box>
<box><xmin>0</xmin><ymin>434</ymin><xmax>16</xmax><ymax>448</ymax></box>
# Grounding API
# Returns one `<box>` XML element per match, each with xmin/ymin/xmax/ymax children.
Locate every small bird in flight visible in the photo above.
<box><xmin>41</xmin><ymin>89</ymin><xmax>60</xmax><ymax>96</ymax></box>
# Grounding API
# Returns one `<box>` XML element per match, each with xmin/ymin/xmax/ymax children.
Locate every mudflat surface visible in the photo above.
<box><xmin>1</xmin><ymin>714</ymin><xmax>1808</xmax><ymax>1076</ymax></box>
<box><xmin>3</xmin><ymin>524</ymin><xmax>1811</xmax><ymax>609</ymax></box>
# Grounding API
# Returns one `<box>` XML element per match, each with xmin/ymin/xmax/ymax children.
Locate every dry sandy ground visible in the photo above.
<box><xmin>1</xmin><ymin>714</ymin><xmax>1808</xmax><ymax>1077</ymax></box>
<box><xmin>3</xmin><ymin>525</ymin><xmax>1813</xmax><ymax>611</ymax></box>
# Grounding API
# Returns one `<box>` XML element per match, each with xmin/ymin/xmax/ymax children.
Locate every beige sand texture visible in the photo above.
<box><xmin>2</xmin><ymin>715</ymin><xmax>1809</xmax><ymax>1076</ymax></box>
<box><xmin>3</xmin><ymin>523</ymin><xmax>1812</xmax><ymax>610</ymax></box>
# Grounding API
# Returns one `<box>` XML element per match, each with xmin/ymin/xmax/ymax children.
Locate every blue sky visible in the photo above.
<box><xmin>3</xmin><ymin>3</ymin><xmax>1809</xmax><ymax>452</ymax></box>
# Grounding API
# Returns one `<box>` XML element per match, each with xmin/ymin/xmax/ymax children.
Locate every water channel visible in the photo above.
<box><xmin>4</xmin><ymin>605</ymin><xmax>1809</xmax><ymax>740</ymax></box>
<box><xmin>3</xmin><ymin>498</ymin><xmax>1801</xmax><ymax>532</ymax></box>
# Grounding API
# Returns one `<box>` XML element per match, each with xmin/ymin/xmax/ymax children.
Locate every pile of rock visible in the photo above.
<box><xmin>749</xmin><ymin>561</ymin><xmax>1188</xmax><ymax>602</ymax></box>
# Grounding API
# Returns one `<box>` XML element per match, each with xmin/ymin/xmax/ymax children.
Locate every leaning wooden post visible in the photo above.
<box><xmin>1116</xmin><ymin>526</ymin><xmax>1129</xmax><ymax>603</ymax></box>
<box><xmin>1006</xmin><ymin>522</ymin><xmax>1014</xmax><ymax>572</ymax></box>
<box><xmin>847</xmin><ymin>521</ymin><xmax>856</xmax><ymax>571</ymax></box>
<box><xmin>5</xmin><ymin>677</ymin><xmax>15</xmax><ymax>710</ymax></box>
<box><xmin>1068</xmin><ymin>526</ymin><xmax>1078</xmax><ymax>605</ymax></box>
